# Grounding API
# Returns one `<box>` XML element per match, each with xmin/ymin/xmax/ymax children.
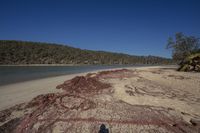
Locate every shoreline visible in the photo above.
<box><xmin>0</xmin><ymin>64</ymin><xmax>135</xmax><ymax>86</ymax></box>
<box><xmin>0</xmin><ymin>65</ymin><xmax>176</xmax><ymax>111</ymax></box>
<box><xmin>0</xmin><ymin>64</ymin><xmax>174</xmax><ymax>66</ymax></box>
<box><xmin>0</xmin><ymin>65</ymin><xmax>174</xmax><ymax>86</ymax></box>
<box><xmin>0</xmin><ymin>64</ymin><xmax>88</xmax><ymax>66</ymax></box>
<box><xmin>0</xmin><ymin>66</ymin><xmax>130</xmax><ymax>110</ymax></box>
<box><xmin>1</xmin><ymin>65</ymin><xmax>200</xmax><ymax>132</ymax></box>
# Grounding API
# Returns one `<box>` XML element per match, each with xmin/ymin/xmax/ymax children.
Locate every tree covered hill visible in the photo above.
<box><xmin>0</xmin><ymin>40</ymin><xmax>172</xmax><ymax>65</ymax></box>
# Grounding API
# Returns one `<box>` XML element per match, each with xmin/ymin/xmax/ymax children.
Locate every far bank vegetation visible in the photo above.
<box><xmin>0</xmin><ymin>40</ymin><xmax>172</xmax><ymax>65</ymax></box>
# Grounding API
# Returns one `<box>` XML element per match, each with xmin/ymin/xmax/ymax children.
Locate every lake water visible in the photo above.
<box><xmin>0</xmin><ymin>65</ymin><xmax>143</xmax><ymax>86</ymax></box>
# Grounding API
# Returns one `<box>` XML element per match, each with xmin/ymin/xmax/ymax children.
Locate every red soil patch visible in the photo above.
<box><xmin>56</xmin><ymin>76</ymin><xmax>111</xmax><ymax>95</ymax></box>
<box><xmin>26</xmin><ymin>93</ymin><xmax>58</xmax><ymax>108</ymax></box>
<box><xmin>95</xmin><ymin>69</ymin><xmax>135</xmax><ymax>79</ymax></box>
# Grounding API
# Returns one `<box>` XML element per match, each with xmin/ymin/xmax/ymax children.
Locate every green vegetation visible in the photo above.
<box><xmin>178</xmin><ymin>52</ymin><xmax>200</xmax><ymax>72</ymax></box>
<box><xmin>166</xmin><ymin>33</ymin><xmax>200</xmax><ymax>72</ymax></box>
<box><xmin>0</xmin><ymin>40</ymin><xmax>172</xmax><ymax>65</ymax></box>
<box><xmin>167</xmin><ymin>32</ymin><xmax>200</xmax><ymax>62</ymax></box>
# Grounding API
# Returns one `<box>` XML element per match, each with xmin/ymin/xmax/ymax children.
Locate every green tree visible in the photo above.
<box><xmin>166</xmin><ymin>32</ymin><xmax>200</xmax><ymax>62</ymax></box>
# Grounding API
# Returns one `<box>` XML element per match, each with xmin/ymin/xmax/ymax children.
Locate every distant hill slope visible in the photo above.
<box><xmin>0</xmin><ymin>40</ymin><xmax>172</xmax><ymax>65</ymax></box>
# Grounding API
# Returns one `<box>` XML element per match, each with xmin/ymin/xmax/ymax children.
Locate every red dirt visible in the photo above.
<box><xmin>95</xmin><ymin>69</ymin><xmax>135</xmax><ymax>79</ymax></box>
<box><xmin>56</xmin><ymin>76</ymin><xmax>111</xmax><ymax>95</ymax></box>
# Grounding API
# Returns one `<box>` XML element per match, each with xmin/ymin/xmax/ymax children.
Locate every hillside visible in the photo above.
<box><xmin>0</xmin><ymin>40</ymin><xmax>172</xmax><ymax>65</ymax></box>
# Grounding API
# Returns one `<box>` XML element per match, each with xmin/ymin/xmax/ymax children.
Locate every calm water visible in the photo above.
<box><xmin>0</xmin><ymin>65</ymin><xmax>142</xmax><ymax>86</ymax></box>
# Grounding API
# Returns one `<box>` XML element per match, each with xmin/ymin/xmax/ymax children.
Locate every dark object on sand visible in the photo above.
<box><xmin>99</xmin><ymin>124</ymin><xmax>109</xmax><ymax>133</ymax></box>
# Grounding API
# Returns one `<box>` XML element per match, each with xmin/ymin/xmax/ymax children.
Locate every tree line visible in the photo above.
<box><xmin>0</xmin><ymin>40</ymin><xmax>172</xmax><ymax>65</ymax></box>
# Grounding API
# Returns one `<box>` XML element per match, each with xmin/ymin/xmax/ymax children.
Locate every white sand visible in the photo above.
<box><xmin>109</xmin><ymin>67</ymin><xmax>200</xmax><ymax>122</ymax></box>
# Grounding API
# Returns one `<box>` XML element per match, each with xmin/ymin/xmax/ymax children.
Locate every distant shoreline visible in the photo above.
<box><xmin>1</xmin><ymin>64</ymin><xmax>151</xmax><ymax>86</ymax></box>
<box><xmin>0</xmin><ymin>64</ymin><xmax>84</xmax><ymax>66</ymax></box>
<box><xmin>0</xmin><ymin>64</ymin><xmax>175</xmax><ymax>67</ymax></box>
<box><xmin>0</xmin><ymin>65</ymin><xmax>177</xmax><ymax>87</ymax></box>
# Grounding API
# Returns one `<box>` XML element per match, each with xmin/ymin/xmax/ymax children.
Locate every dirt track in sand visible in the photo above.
<box><xmin>0</xmin><ymin>68</ymin><xmax>200</xmax><ymax>133</ymax></box>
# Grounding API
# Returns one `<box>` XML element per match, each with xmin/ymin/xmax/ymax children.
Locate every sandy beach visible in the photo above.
<box><xmin>0</xmin><ymin>66</ymin><xmax>142</xmax><ymax>110</ymax></box>
<box><xmin>0</xmin><ymin>67</ymin><xmax>124</xmax><ymax>110</ymax></box>
<box><xmin>1</xmin><ymin>65</ymin><xmax>200</xmax><ymax>132</ymax></box>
